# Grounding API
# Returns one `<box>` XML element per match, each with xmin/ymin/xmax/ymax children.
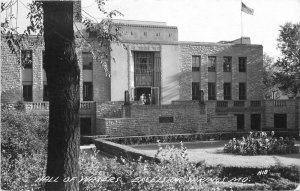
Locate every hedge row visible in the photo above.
<box><xmin>92</xmin><ymin>131</ymin><xmax>299</xmax><ymax>145</ymax></box>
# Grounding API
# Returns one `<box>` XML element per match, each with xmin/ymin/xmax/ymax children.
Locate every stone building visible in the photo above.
<box><xmin>1</xmin><ymin>19</ymin><xmax>299</xmax><ymax>136</ymax></box>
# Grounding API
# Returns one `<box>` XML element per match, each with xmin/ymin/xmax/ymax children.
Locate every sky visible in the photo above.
<box><xmin>2</xmin><ymin>0</ymin><xmax>300</xmax><ymax>58</ymax></box>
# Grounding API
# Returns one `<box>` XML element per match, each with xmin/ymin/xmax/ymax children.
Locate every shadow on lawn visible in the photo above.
<box><xmin>274</xmin><ymin>153</ymin><xmax>300</xmax><ymax>159</ymax></box>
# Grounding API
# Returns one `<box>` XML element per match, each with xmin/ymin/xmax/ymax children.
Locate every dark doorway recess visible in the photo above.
<box><xmin>134</xmin><ymin>87</ymin><xmax>151</xmax><ymax>101</ymax></box>
<box><xmin>274</xmin><ymin>114</ymin><xmax>287</xmax><ymax>129</ymax></box>
<box><xmin>80</xmin><ymin>117</ymin><xmax>91</xmax><ymax>135</ymax></box>
<box><xmin>251</xmin><ymin>114</ymin><xmax>261</xmax><ymax>131</ymax></box>
<box><xmin>235</xmin><ymin>114</ymin><xmax>245</xmax><ymax>130</ymax></box>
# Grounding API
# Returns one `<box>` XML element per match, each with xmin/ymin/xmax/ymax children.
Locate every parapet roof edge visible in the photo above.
<box><xmin>115</xmin><ymin>23</ymin><xmax>178</xmax><ymax>29</ymax></box>
<box><xmin>179</xmin><ymin>41</ymin><xmax>263</xmax><ymax>47</ymax></box>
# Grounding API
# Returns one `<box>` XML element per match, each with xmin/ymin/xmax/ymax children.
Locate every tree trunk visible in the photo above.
<box><xmin>43</xmin><ymin>2</ymin><xmax>80</xmax><ymax>191</ymax></box>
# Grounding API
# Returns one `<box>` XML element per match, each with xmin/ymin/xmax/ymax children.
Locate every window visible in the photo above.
<box><xmin>23</xmin><ymin>84</ymin><xmax>32</xmax><ymax>101</ymax></box>
<box><xmin>21</xmin><ymin>50</ymin><xmax>33</xmax><ymax>68</ymax></box>
<box><xmin>208</xmin><ymin>56</ymin><xmax>216</xmax><ymax>72</ymax></box>
<box><xmin>43</xmin><ymin>85</ymin><xmax>49</xmax><ymax>101</ymax></box>
<box><xmin>239</xmin><ymin>83</ymin><xmax>247</xmax><ymax>100</ymax></box>
<box><xmin>208</xmin><ymin>82</ymin><xmax>216</xmax><ymax>100</ymax></box>
<box><xmin>82</xmin><ymin>52</ymin><xmax>93</xmax><ymax>70</ymax></box>
<box><xmin>239</xmin><ymin>57</ymin><xmax>247</xmax><ymax>72</ymax></box>
<box><xmin>235</xmin><ymin>114</ymin><xmax>245</xmax><ymax>130</ymax></box>
<box><xmin>83</xmin><ymin>82</ymin><xmax>93</xmax><ymax>101</ymax></box>
<box><xmin>192</xmin><ymin>56</ymin><xmax>201</xmax><ymax>71</ymax></box>
<box><xmin>223</xmin><ymin>56</ymin><xmax>232</xmax><ymax>72</ymax></box>
<box><xmin>192</xmin><ymin>82</ymin><xmax>200</xmax><ymax>100</ymax></box>
<box><xmin>274</xmin><ymin>114</ymin><xmax>287</xmax><ymax>129</ymax></box>
<box><xmin>134</xmin><ymin>52</ymin><xmax>154</xmax><ymax>86</ymax></box>
<box><xmin>223</xmin><ymin>83</ymin><xmax>231</xmax><ymax>100</ymax></box>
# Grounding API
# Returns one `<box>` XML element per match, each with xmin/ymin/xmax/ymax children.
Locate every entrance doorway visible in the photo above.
<box><xmin>80</xmin><ymin>117</ymin><xmax>91</xmax><ymax>135</ymax></box>
<box><xmin>235</xmin><ymin>114</ymin><xmax>245</xmax><ymax>130</ymax></box>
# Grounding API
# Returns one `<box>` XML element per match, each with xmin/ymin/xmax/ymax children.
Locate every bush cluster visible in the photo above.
<box><xmin>106</xmin><ymin>132</ymin><xmax>250</xmax><ymax>145</ymax></box>
<box><xmin>79</xmin><ymin>142</ymin><xmax>226</xmax><ymax>191</ymax></box>
<box><xmin>1</xmin><ymin>109</ymin><xmax>48</xmax><ymax>190</ymax></box>
<box><xmin>2</xmin><ymin>110</ymin><xmax>298</xmax><ymax>190</ymax></box>
<box><xmin>224</xmin><ymin>131</ymin><xmax>299</xmax><ymax>155</ymax></box>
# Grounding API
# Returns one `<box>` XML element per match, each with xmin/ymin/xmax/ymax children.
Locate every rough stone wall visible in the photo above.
<box><xmin>97</xmin><ymin>103</ymin><xmax>206</xmax><ymax>136</ymax></box>
<box><xmin>96</xmin><ymin>101</ymin><xmax>123</xmax><ymax>118</ymax></box>
<box><xmin>1</xmin><ymin>41</ymin><xmax>22</xmax><ymax>102</ymax></box>
<box><xmin>264</xmin><ymin>100</ymin><xmax>297</xmax><ymax>129</ymax></box>
<box><xmin>201</xmin><ymin>115</ymin><xmax>237</xmax><ymax>132</ymax></box>
<box><xmin>1</xmin><ymin>36</ymin><xmax>111</xmax><ymax>103</ymax></box>
<box><xmin>87</xmin><ymin>41</ymin><xmax>111</xmax><ymax>102</ymax></box>
<box><xmin>32</xmin><ymin>45</ymin><xmax>44</xmax><ymax>102</ymax></box>
<box><xmin>179</xmin><ymin>43</ymin><xmax>263</xmax><ymax>101</ymax></box>
<box><xmin>1</xmin><ymin>38</ymin><xmax>44</xmax><ymax>103</ymax></box>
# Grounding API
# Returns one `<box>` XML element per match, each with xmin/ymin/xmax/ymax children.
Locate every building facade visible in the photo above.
<box><xmin>1</xmin><ymin>19</ymin><xmax>299</xmax><ymax>136</ymax></box>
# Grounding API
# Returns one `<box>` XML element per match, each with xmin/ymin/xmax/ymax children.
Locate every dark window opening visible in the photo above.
<box><xmin>23</xmin><ymin>85</ymin><xmax>32</xmax><ymax>101</ymax></box>
<box><xmin>251</xmin><ymin>114</ymin><xmax>261</xmax><ymax>131</ymax></box>
<box><xmin>192</xmin><ymin>56</ymin><xmax>201</xmax><ymax>71</ymax></box>
<box><xmin>223</xmin><ymin>56</ymin><xmax>232</xmax><ymax>72</ymax></box>
<box><xmin>192</xmin><ymin>82</ymin><xmax>200</xmax><ymax>100</ymax></box>
<box><xmin>159</xmin><ymin>116</ymin><xmax>174</xmax><ymax>123</ymax></box>
<box><xmin>239</xmin><ymin>83</ymin><xmax>247</xmax><ymax>100</ymax></box>
<box><xmin>208</xmin><ymin>82</ymin><xmax>216</xmax><ymax>100</ymax></box>
<box><xmin>239</xmin><ymin>57</ymin><xmax>247</xmax><ymax>72</ymax></box>
<box><xmin>223</xmin><ymin>83</ymin><xmax>231</xmax><ymax>100</ymax></box>
<box><xmin>235</xmin><ymin>114</ymin><xmax>245</xmax><ymax>130</ymax></box>
<box><xmin>43</xmin><ymin>85</ymin><xmax>49</xmax><ymax>101</ymax></box>
<box><xmin>208</xmin><ymin>56</ymin><xmax>216</xmax><ymax>72</ymax></box>
<box><xmin>82</xmin><ymin>52</ymin><xmax>93</xmax><ymax>70</ymax></box>
<box><xmin>274</xmin><ymin>114</ymin><xmax>287</xmax><ymax>129</ymax></box>
<box><xmin>21</xmin><ymin>50</ymin><xmax>33</xmax><ymax>69</ymax></box>
<box><xmin>80</xmin><ymin>117</ymin><xmax>92</xmax><ymax>135</ymax></box>
<box><xmin>83</xmin><ymin>82</ymin><xmax>93</xmax><ymax>101</ymax></box>
<box><xmin>134</xmin><ymin>87</ymin><xmax>152</xmax><ymax>102</ymax></box>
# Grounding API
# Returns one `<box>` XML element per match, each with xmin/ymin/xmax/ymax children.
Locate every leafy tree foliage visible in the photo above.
<box><xmin>1</xmin><ymin>1</ymin><xmax>122</xmax><ymax>191</ymax></box>
<box><xmin>1</xmin><ymin>109</ymin><xmax>48</xmax><ymax>190</ymax></box>
<box><xmin>273</xmin><ymin>22</ymin><xmax>300</xmax><ymax>97</ymax></box>
<box><xmin>262</xmin><ymin>53</ymin><xmax>280</xmax><ymax>99</ymax></box>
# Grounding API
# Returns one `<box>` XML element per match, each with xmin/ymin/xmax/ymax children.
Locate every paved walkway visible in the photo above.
<box><xmin>132</xmin><ymin>141</ymin><xmax>300</xmax><ymax>168</ymax></box>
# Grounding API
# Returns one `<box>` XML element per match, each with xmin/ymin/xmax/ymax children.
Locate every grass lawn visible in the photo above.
<box><xmin>131</xmin><ymin>141</ymin><xmax>300</xmax><ymax>168</ymax></box>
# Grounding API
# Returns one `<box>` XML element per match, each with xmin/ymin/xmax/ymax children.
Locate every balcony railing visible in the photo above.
<box><xmin>250</xmin><ymin>100</ymin><xmax>261</xmax><ymax>107</ymax></box>
<box><xmin>80</xmin><ymin>101</ymin><xmax>95</xmax><ymax>110</ymax></box>
<box><xmin>25</xmin><ymin>102</ymin><xmax>49</xmax><ymax>110</ymax></box>
<box><xmin>273</xmin><ymin>100</ymin><xmax>287</xmax><ymax>107</ymax></box>
<box><xmin>13</xmin><ymin>101</ymin><xmax>96</xmax><ymax>111</ymax></box>
<box><xmin>216</xmin><ymin>101</ymin><xmax>228</xmax><ymax>107</ymax></box>
<box><xmin>233</xmin><ymin>101</ymin><xmax>245</xmax><ymax>107</ymax></box>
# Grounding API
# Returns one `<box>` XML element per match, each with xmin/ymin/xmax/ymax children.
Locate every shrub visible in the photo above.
<box><xmin>79</xmin><ymin>142</ymin><xmax>224</xmax><ymax>191</ymax></box>
<box><xmin>14</xmin><ymin>100</ymin><xmax>26</xmax><ymax>111</ymax></box>
<box><xmin>104</xmin><ymin>132</ymin><xmax>251</xmax><ymax>145</ymax></box>
<box><xmin>224</xmin><ymin>131</ymin><xmax>299</xmax><ymax>155</ymax></box>
<box><xmin>1</xmin><ymin>109</ymin><xmax>48</xmax><ymax>190</ymax></box>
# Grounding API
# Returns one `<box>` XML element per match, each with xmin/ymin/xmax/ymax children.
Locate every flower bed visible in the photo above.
<box><xmin>224</xmin><ymin>131</ymin><xmax>299</xmax><ymax>155</ymax></box>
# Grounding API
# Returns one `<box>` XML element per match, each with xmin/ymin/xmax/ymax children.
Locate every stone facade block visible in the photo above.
<box><xmin>179</xmin><ymin>43</ymin><xmax>263</xmax><ymax>101</ymax></box>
